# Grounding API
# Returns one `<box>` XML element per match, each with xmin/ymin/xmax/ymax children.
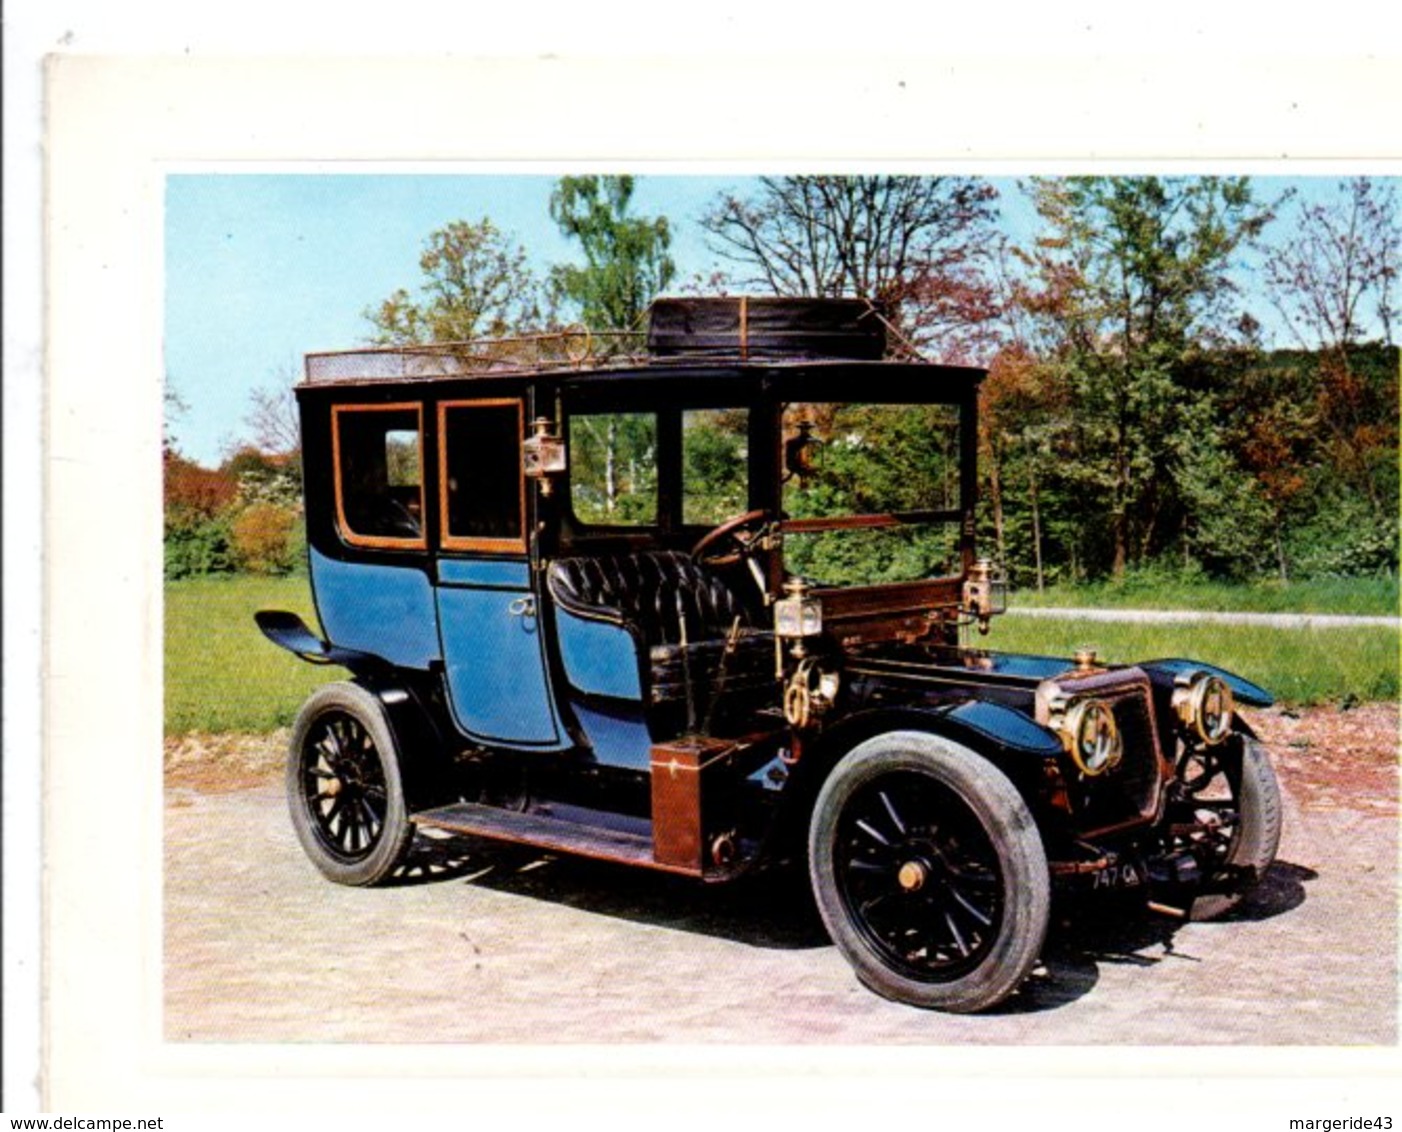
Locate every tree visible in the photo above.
<box><xmin>548</xmin><ymin>177</ymin><xmax>675</xmax><ymax>516</ymax></box>
<box><xmin>163</xmin><ymin>451</ymin><xmax>239</xmax><ymax>578</ymax></box>
<box><xmin>365</xmin><ymin>218</ymin><xmax>549</xmax><ymax>345</ymax></box>
<box><xmin>549</xmin><ymin>176</ymin><xmax>676</xmax><ymax>330</ymax></box>
<box><xmin>1018</xmin><ymin>176</ymin><xmax>1273</xmax><ymax>578</ymax></box>
<box><xmin>164</xmin><ymin>453</ymin><xmax>237</xmax><ymax>520</ymax></box>
<box><xmin>1263</xmin><ymin>178</ymin><xmax>1400</xmax><ymax>526</ymax></box>
<box><xmin>163</xmin><ymin>383</ymin><xmax>188</xmax><ymax>457</ymax></box>
<box><xmin>701</xmin><ymin>175</ymin><xmax>1000</xmax><ymax>358</ymax></box>
<box><xmin>1265</xmin><ymin>177</ymin><xmax>1400</xmax><ymax>350</ymax></box>
<box><xmin>221</xmin><ymin>445</ymin><xmax>302</xmax><ymax>508</ymax></box>
<box><xmin>245</xmin><ymin>363</ymin><xmax>302</xmax><ymax>457</ymax></box>
<box><xmin>978</xmin><ymin>344</ymin><xmax>1072</xmax><ymax>589</ymax></box>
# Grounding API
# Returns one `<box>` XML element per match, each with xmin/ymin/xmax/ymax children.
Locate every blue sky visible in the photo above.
<box><xmin>165</xmin><ymin>173</ymin><xmax>1363</xmax><ymax>466</ymax></box>
<box><xmin>165</xmin><ymin>174</ymin><xmax>746</xmax><ymax>463</ymax></box>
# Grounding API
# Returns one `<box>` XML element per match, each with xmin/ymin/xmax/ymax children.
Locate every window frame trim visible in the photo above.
<box><xmin>437</xmin><ymin>397</ymin><xmax>528</xmax><ymax>555</ymax></box>
<box><xmin>331</xmin><ymin>401</ymin><xmax>428</xmax><ymax>552</ymax></box>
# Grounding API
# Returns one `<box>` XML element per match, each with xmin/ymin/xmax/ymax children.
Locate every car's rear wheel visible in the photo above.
<box><xmin>808</xmin><ymin>731</ymin><xmax>1050</xmax><ymax>1013</ymax></box>
<box><xmin>287</xmin><ymin>682</ymin><xmax>414</xmax><ymax>886</ymax></box>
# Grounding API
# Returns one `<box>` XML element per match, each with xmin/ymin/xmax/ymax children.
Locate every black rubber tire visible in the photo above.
<box><xmin>1189</xmin><ymin>735</ymin><xmax>1282</xmax><ymax>921</ymax></box>
<box><xmin>287</xmin><ymin>681</ymin><xmax>415</xmax><ymax>886</ymax></box>
<box><xmin>808</xmin><ymin>731</ymin><xmax>1051</xmax><ymax>1013</ymax></box>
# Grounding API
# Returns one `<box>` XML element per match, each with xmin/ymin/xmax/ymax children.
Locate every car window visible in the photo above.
<box><xmin>440</xmin><ymin>399</ymin><xmax>526</xmax><ymax>553</ymax></box>
<box><xmin>682</xmin><ymin>408</ymin><xmax>749</xmax><ymax>526</ymax></box>
<box><xmin>567</xmin><ymin>411</ymin><xmax>658</xmax><ymax>526</ymax></box>
<box><xmin>333</xmin><ymin>403</ymin><xmax>426</xmax><ymax>549</ymax></box>
<box><xmin>781</xmin><ymin>402</ymin><xmax>962</xmax><ymax>586</ymax></box>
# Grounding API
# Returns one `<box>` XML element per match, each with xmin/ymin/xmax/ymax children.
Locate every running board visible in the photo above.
<box><xmin>412</xmin><ymin>801</ymin><xmax>700</xmax><ymax>877</ymax></box>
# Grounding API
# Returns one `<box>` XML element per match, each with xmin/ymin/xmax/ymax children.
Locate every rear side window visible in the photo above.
<box><xmin>439</xmin><ymin>400</ymin><xmax>526</xmax><ymax>553</ymax></box>
<box><xmin>566</xmin><ymin>411</ymin><xmax>658</xmax><ymax>527</ymax></box>
<box><xmin>333</xmin><ymin>403</ymin><xmax>425</xmax><ymax>549</ymax></box>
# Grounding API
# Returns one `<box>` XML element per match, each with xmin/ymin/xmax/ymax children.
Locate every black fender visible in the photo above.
<box><xmin>772</xmin><ymin>701</ymin><xmax>1063</xmax><ymax>858</ymax></box>
<box><xmin>1139</xmin><ymin>658</ymin><xmax>1274</xmax><ymax>708</ymax></box>
<box><xmin>346</xmin><ymin>671</ymin><xmax>459</xmax><ymax>812</ymax></box>
<box><xmin>255</xmin><ymin>610</ymin><xmax>384</xmax><ymax>674</ymax></box>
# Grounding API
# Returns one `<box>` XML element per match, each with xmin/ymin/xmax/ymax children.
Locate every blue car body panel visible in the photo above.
<box><xmin>435</xmin><ymin>560</ymin><xmax>566</xmax><ymax>748</ymax></box>
<box><xmin>437</xmin><ymin>558</ymin><xmax>532</xmax><ymax>590</ymax></box>
<box><xmin>570</xmin><ymin>700</ymin><xmax>655</xmax><ymax>772</ymax></box>
<box><xmin>310</xmin><ymin>547</ymin><xmax>440</xmax><ymax>670</ymax></box>
<box><xmin>554</xmin><ymin>607</ymin><xmax>644</xmax><ymax>702</ymax></box>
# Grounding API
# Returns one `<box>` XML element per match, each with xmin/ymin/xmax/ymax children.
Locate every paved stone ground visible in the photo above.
<box><xmin>165</xmin><ymin>742</ymin><xmax>1397</xmax><ymax>1045</ymax></box>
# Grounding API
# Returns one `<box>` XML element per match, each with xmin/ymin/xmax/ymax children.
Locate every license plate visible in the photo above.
<box><xmin>1091</xmin><ymin>860</ymin><xmax>1146</xmax><ymax>891</ymax></box>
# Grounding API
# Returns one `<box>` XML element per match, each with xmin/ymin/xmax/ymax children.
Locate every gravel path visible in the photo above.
<box><xmin>164</xmin><ymin>705</ymin><xmax>1398</xmax><ymax>1045</ymax></box>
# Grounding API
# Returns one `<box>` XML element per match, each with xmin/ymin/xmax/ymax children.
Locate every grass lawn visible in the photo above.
<box><xmin>1009</xmin><ymin>574</ymin><xmax>1399</xmax><ymax>616</ymax></box>
<box><xmin>165</xmin><ymin>574</ymin><xmax>344</xmax><ymax>735</ymax></box>
<box><xmin>978</xmin><ymin>616</ymin><xmax>1398</xmax><ymax>706</ymax></box>
<box><xmin>166</xmin><ymin>572</ymin><xmax>1399</xmax><ymax>735</ymax></box>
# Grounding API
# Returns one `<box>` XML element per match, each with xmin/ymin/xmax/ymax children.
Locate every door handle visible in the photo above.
<box><xmin>507</xmin><ymin>596</ymin><xmax>536</xmax><ymax>618</ymax></box>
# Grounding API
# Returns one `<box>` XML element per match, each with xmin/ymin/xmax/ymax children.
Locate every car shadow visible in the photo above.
<box><xmin>997</xmin><ymin>859</ymin><xmax>1317</xmax><ymax>1014</ymax></box>
<box><xmin>389</xmin><ymin>832</ymin><xmax>1316</xmax><ymax>1006</ymax></box>
<box><xmin>389</xmin><ymin>829</ymin><xmax>829</xmax><ymax>948</ymax></box>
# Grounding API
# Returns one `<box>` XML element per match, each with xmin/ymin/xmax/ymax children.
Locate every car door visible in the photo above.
<box><xmin>434</xmin><ymin>397</ymin><xmax>564</xmax><ymax>748</ymax></box>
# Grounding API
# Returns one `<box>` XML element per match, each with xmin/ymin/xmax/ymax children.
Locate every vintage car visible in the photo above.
<box><xmin>258</xmin><ymin>296</ymin><xmax>1282</xmax><ymax>1013</ymax></box>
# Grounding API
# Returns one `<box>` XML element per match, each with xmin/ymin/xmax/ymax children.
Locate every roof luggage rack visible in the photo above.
<box><xmin>303</xmin><ymin>295</ymin><xmax>915</xmax><ymax>383</ymax></box>
<box><xmin>304</xmin><ymin>328</ymin><xmax>647</xmax><ymax>382</ymax></box>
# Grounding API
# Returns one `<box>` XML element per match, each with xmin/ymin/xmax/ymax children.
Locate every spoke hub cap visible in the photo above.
<box><xmin>897</xmin><ymin>860</ymin><xmax>928</xmax><ymax>892</ymax></box>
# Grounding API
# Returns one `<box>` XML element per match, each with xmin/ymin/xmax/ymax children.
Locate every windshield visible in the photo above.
<box><xmin>781</xmin><ymin>402</ymin><xmax>963</xmax><ymax>587</ymax></box>
<box><xmin>565</xmin><ymin>407</ymin><xmax>752</xmax><ymax>530</ymax></box>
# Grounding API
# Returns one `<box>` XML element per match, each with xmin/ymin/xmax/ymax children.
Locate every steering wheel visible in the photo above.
<box><xmin>690</xmin><ymin>508</ymin><xmax>771</xmax><ymax>569</ymax></box>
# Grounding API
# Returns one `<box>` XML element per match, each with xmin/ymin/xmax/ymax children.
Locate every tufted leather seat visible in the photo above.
<box><xmin>547</xmin><ymin>551</ymin><xmax>754</xmax><ymax>649</ymax></box>
<box><xmin>547</xmin><ymin>551</ymin><xmax>775</xmax><ymax>728</ymax></box>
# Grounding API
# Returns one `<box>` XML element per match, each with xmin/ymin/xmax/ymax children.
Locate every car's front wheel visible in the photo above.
<box><xmin>808</xmin><ymin>731</ymin><xmax>1050</xmax><ymax>1013</ymax></box>
<box><xmin>287</xmin><ymin>682</ymin><xmax>414</xmax><ymax>886</ymax></box>
<box><xmin>1180</xmin><ymin>734</ymin><xmax>1283</xmax><ymax>921</ymax></box>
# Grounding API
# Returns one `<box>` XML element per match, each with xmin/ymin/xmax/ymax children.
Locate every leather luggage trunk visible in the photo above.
<box><xmin>649</xmin><ymin>736</ymin><xmax>739</xmax><ymax>872</ymax></box>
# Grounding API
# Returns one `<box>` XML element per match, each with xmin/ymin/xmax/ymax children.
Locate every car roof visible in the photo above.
<box><xmin>300</xmin><ymin>297</ymin><xmax>987</xmax><ymax>398</ymax></box>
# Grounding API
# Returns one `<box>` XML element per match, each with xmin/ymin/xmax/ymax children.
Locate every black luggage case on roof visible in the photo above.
<box><xmin>646</xmin><ymin>296</ymin><xmax>888</xmax><ymax>360</ymax></box>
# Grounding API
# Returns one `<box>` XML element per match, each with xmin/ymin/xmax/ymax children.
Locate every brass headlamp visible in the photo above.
<box><xmin>1172</xmin><ymin>672</ymin><xmax>1235</xmax><ymax>746</ymax></box>
<box><xmin>1043</xmin><ymin>686</ymin><xmax>1123</xmax><ymax>777</ymax></box>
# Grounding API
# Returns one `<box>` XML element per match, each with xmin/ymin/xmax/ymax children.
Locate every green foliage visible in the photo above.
<box><xmin>782</xmin><ymin>403</ymin><xmax>963</xmax><ymax>586</ymax></box>
<box><xmin>980</xmin><ymin>176</ymin><xmax>1398</xmax><ymax>588</ymax></box>
<box><xmin>786</xmin><ymin>526</ymin><xmax>960</xmax><ymax>588</ymax></box>
<box><xmin>165</xmin><ymin>445</ymin><xmax>308</xmax><ymax>579</ymax></box>
<box><xmin>164</xmin><ymin>513</ymin><xmax>235</xmax><ymax>579</ymax></box>
<box><xmin>682</xmin><ymin>410</ymin><xmax>748</xmax><ymax>525</ymax></box>
<box><xmin>365</xmin><ymin>218</ymin><xmax>549</xmax><ymax>345</ymax></box>
<box><xmin>567</xmin><ymin>411</ymin><xmax>658</xmax><ymax>525</ymax></box>
<box><xmin>550</xmin><ymin>176</ymin><xmax>675</xmax><ymax>331</ymax></box>
<box><xmin>1286</xmin><ymin>491</ymin><xmax>1400</xmax><ymax>578</ymax></box>
<box><xmin>224</xmin><ymin>445</ymin><xmax>303</xmax><ymax>507</ymax></box>
<box><xmin>1018</xmin><ymin>176</ymin><xmax>1274</xmax><ymax>579</ymax></box>
<box><xmin>1168</xmin><ymin>402</ymin><xmax>1276</xmax><ymax>578</ymax></box>
<box><xmin>165</xmin><ymin>575</ymin><xmax>341</xmax><ymax>734</ymax></box>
